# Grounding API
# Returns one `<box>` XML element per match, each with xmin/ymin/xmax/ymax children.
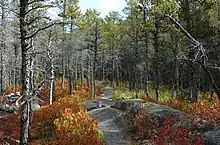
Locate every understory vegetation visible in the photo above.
<box><xmin>1</xmin><ymin>0</ymin><xmax>220</xmax><ymax>144</ymax></box>
<box><xmin>0</xmin><ymin>80</ymin><xmax>104</xmax><ymax>145</ymax></box>
<box><xmin>112</xmin><ymin>83</ymin><xmax>220</xmax><ymax>144</ymax></box>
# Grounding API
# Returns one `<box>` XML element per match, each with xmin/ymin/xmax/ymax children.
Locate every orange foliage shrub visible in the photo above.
<box><xmin>29</xmin><ymin>84</ymin><xmax>103</xmax><ymax>144</ymax></box>
<box><xmin>52</xmin><ymin>108</ymin><xmax>103</xmax><ymax>145</ymax></box>
<box><xmin>1</xmin><ymin>79</ymin><xmax>104</xmax><ymax>145</ymax></box>
<box><xmin>143</xmin><ymin>95</ymin><xmax>220</xmax><ymax>125</ymax></box>
<box><xmin>0</xmin><ymin>112</ymin><xmax>21</xmax><ymax>140</ymax></box>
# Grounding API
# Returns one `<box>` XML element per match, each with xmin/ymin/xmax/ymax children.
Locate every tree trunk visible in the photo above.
<box><xmin>154</xmin><ymin>19</ymin><xmax>160</xmax><ymax>100</ymax></box>
<box><xmin>112</xmin><ymin>61</ymin><xmax>115</xmax><ymax>88</ymax></box>
<box><xmin>80</xmin><ymin>60</ymin><xmax>83</xmax><ymax>87</ymax></box>
<box><xmin>61</xmin><ymin>0</ymin><xmax>66</xmax><ymax>89</ymax></box>
<box><xmin>19</xmin><ymin>0</ymin><xmax>31</xmax><ymax>143</ymax></box>
<box><xmin>116</xmin><ymin>64</ymin><xmax>119</xmax><ymax>87</ymax></box>
<box><xmin>175</xmin><ymin>56</ymin><xmax>179</xmax><ymax>97</ymax></box>
<box><xmin>13</xmin><ymin>44</ymin><xmax>18</xmax><ymax>92</ymax></box>
<box><xmin>49</xmin><ymin>62</ymin><xmax>55</xmax><ymax>105</ymax></box>
<box><xmin>142</xmin><ymin>2</ymin><xmax>149</xmax><ymax>97</ymax></box>
<box><xmin>68</xmin><ymin>55</ymin><xmax>72</xmax><ymax>94</ymax></box>
<box><xmin>62</xmin><ymin>58</ymin><xmax>65</xmax><ymax>88</ymax></box>
<box><xmin>74</xmin><ymin>57</ymin><xmax>77</xmax><ymax>89</ymax></box>
<box><xmin>0</xmin><ymin>52</ymin><xmax>3</xmax><ymax>94</ymax></box>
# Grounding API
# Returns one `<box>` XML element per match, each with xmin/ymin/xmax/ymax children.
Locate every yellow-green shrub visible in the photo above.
<box><xmin>52</xmin><ymin>108</ymin><xmax>103</xmax><ymax>145</ymax></box>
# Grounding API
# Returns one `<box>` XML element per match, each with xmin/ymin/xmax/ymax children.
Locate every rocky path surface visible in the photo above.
<box><xmin>84</xmin><ymin>87</ymin><xmax>132</xmax><ymax>145</ymax></box>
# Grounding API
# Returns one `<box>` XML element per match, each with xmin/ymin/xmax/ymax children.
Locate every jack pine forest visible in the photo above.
<box><xmin>1</xmin><ymin>0</ymin><xmax>220</xmax><ymax>145</ymax></box>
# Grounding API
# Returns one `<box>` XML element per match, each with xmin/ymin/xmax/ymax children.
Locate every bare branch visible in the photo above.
<box><xmin>26</xmin><ymin>22</ymin><xmax>62</xmax><ymax>40</ymax></box>
<box><xmin>165</xmin><ymin>14</ymin><xmax>199</xmax><ymax>46</ymax></box>
<box><xmin>25</xmin><ymin>5</ymin><xmax>54</xmax><ymax>15</ymax></box>
<box><xmin>27</xmin><ymin>0</ymin><xmax>42</xmax><ymax>6</ymax></box>
<box><xmin>26</xmin><ymin>16</ymin><xmax>51</xmax><ymax>26</ymax></box>
<box><xmin>207</xmin><ymin>65</ymin><xmax>220</xmax><ymax>70</ymax></box>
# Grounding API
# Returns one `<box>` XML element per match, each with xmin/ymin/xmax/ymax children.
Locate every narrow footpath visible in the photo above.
<box><xmin>84</xmin><ymin>87</ymin><xmax>132</xmax><ymax>145</ymax></box>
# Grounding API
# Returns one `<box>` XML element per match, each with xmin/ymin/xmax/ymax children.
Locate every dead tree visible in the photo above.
<box><xmin>167</xmin><ymin>15</ymin><xmax>220</xmax><ymax>101</ymax></box>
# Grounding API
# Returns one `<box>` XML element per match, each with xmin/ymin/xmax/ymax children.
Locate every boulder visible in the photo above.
<box><xmin>111</xmin><ymin>99</ymin><xmax>144</xmax><ymax>112</ymax></box>
<box><xmin>204</xmin><ymin>128</ymin><xmax>220</xmax><ymax>145</ymax></box>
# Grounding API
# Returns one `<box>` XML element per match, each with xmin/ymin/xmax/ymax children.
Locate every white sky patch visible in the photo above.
<box><xmin>47</xmin><ymin>0</ymin><xmax>127</xmax><ymax>19</ymax></box>
<box><xmin>47</xmin><ymin>7</ymin><xmax>60</xmax><ymax>20</ymax></box>
<box><xmin>98</xmin><ymin>0</ymin><xmax>126</xmax><ymax>17</ymax></box>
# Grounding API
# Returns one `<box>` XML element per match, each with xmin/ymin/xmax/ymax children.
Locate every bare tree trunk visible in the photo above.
<box><xmin>175</xmin><ymin>56</ymin><xmax>179</xmax><ymax>97</ymax></box>
<box><xmin>116</xmin><ymin>64</ymin><xmax>119</xmax><ymax>87</ymax></box>
<box><xmin>80</xmin><ymin>52</ymin><xmax>83</xmax><ymax>87</ymax></box>
<box><xmin>62</xmin><ymin>58</ymin><xmax>65</xmax><ymax>88</ymax></box>
<box><xmin>87</xmin><ymin>59</ymin><xmax>91</xmax><ymax>88</ymax></box>
<box><xmin>13</xmin><ymin>44</ymin><xmax>18</xmax><ymax>91</ymax></box>
<box><xmin>47</xmin><ymin>39</ymin><xmax>55</xmax><ymax>104</ymax></box>
<box><xmin>190</xmin><ymin>65</ymin><xmax>198</xmax><ymax>102</ymax></box>
<box><xmin>80</xmin><ymin>63</ymin><xmax>83</xmax><ymax>87</ymax></box>
<box><xmin>112</xmin><ymin>61</ymin><xmax>115</xmax><ymax>88</ymax></box>
<box><xmin>91</xmin><ymin>21</ymin><xmax>98</xmax><ymax>99</ymax></box>
<box><xmin>8</xmin><ymin>60</ymin><xmax>12</xmax><ymax>86</ymax></box>
<box><xmin>128</xmin><ymin>59</ymin><xmax>132</xmax><ymax>91</ymax></box>
<box><xmin>74</xmin><ymin>56</ymin><xmax>78</xmax><ymax>89</ymax></box>
<box><xmin>217</xmin><ymin>0</ymin><xmax>220</xmax><ymax>20</ymax></box>
<box><xmin>102</xmin><ymin>59</ymin><xmax>105</xmax><ymax>82</ymax></box>
<box><xmin>0</xmin><ymin>3</ymin><xmax>5</xmax><ymax>93</ymax></box>
<box><xmin>91</xmin><ymin>67</ymin><xmax>95</xmax><ymax>99</ymax></box>
<box><xmin>20</xmin><ymin>0</ymin><xmax>31</xmax><ymax>143</ymax></box>
<box><xmin>61</xmin><ymin>0</ymin><xmax>66</xmax><ymax>89</ymax></box>
<box><xmin>154</xmin><ymin>19</ymin><xmax>160</xmax><ymax>100</ymax></box>
<box><xmin>144</xmin><ymin>8</ymin><xmax>149</xmax><ymax>97</ymax></box>
<box><xmin>67</xmin><ymin>55</ymin><xmax>72</xmax><ymax>94</ymax></box>
<box><xmin>0</xmin><ymin>52</ymin><xmax>3</xmax><ymax>93</ymax></box>
<box><xmin>50</xmin><ymin>62</ymin><xmax>55</xmax><ymax>105</ymax></box>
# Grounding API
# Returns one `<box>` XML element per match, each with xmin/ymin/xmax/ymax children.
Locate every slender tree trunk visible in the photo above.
<box><xmin>116</xmin><ymin>64</ymin><xmax>119</xmax><ymax>87</ymax></box>
<box><xmin>74</xmin><ymin>56</ymin><xmax>77</xmax><ymax>89</ymax></box>
<box><xmin>62</xmin><ymin>58</ymin><xmax>65</xmax><ymax>88</ymax></box>
<box><xmin>47</xmin><ymin>38</ymin><xmax>55</xmax><ymax>104</ymax></box>
<box><xmin>175</xmin><ymin>56</ymin><xmax>179</xmax><ymax>97</ymax></box>
<box><xmin>0</xmin><ymin>52</ymin><xmax>3</xmax><ymax>93</ymax></box>
<box><xmin>0</xmin><ymin>5</ymin><xmax>5</xmax><ymax>93</ymax></box>
<box><xmin>112</xmin><ymin>61</ymin><xmax>115</xmax><ymax>88</ymax></box>
<box><xmin>128</xmin><ymin>61</ymin><xmax>132</xmax><ymax>91</ymax></box>
<box><xmin>92</xmin><ymin>21</ymin><xmax>98</xmax><ymax>99</ymax></box>
<box><xmin>91</xmin><ymin>67</ymin><xmax>95</xmax><ymax>98</ymax></box>
<box><xmin>142</xmin><ymin>3</ymin><xmax>149</xmax><ymax>97</ymax></box>
<box><xmin>8</xmin><ymin>60</ymin><xmax>12</xmax><ymax>86</ymax></box>
<box><xmin>154</xmin><ymin>19</ymin><xmax>160</xmax><ymax>100</ymax></box>
<box><xmin>14</xmin><ymin>44</ymin><xmax>18</xmax><ymax>91</ymax></box>
<box><xmin>102</xmin><ymin>59</ymin><xmax>105</xmax><ymax>82</ymax></box>
<box><xmin>67</xmin><ymin>55</ymin><xmax>72</xmax><ymax>94</ymax></box>
<box><xmin>61</xmin><ymin>0</ymin><xmax>66</xmax><ymax>89</ymax></box>
<box><xmin>87</xmin><ymin>58</ymin><xmax>91</xmax><ymax>88</ymax></box>
<box><xmin>80</xmin><ymin>58</ymin><xmax>83</xmax><ymax>87</ymax></box>
<box><xmin>50</xmin><ymin>61</ymin><xmax>55</xmax><ymax>105</ymax></box>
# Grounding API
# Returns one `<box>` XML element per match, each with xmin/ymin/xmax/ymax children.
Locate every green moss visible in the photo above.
<box><xmin>98</xmin><ymin>130</ymin><xmax>105</xmax><ymax>142</ymax></box>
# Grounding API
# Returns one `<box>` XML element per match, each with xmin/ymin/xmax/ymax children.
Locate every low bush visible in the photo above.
<box><xmin>129</xmin><ymin>104</ymin><xmax>205</xmax><ymax>145</ymax></box>
<box><xmin>51</xmin><ymin>108</ymin><xmax>103</xmax><ymax>145</ymax></box>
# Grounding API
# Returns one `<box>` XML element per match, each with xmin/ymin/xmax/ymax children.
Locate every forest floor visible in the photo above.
<box><xmin>85</xmin><ymin>87</ymin><xmax>133</xmax><ymax>145</ymax></box>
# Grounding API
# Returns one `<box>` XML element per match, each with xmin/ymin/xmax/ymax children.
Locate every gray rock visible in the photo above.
<box><xmin>204</xmin><ymin>127</ymin><xmax>220</xmax><ymax>145</ymax></box>
<box><xmin>144</xmin><ymin>102</ymin><xmax>182</xmax><ymax>116</ymax></box>
<box><xmin>89</xmin><ymin>107</ymin><xmax>131</xmax><ymax>145</ymax></box>
<box><xmin>112</xmin><ymin>99</ymin><xmax>144</xmax><ymax>112</ymax></box>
